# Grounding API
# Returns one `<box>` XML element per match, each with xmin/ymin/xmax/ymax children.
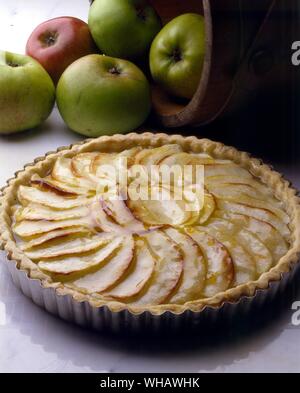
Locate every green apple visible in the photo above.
<box><xmin>56</xmin><ymin>54</ymin><xmax>151</xmax><ymax>137</ymax></box>
<box><xmin>150</xmin><ymin>13</ymin><xmax>205</xmax><ymax>100</ymax></box>
<box><xmin>0</xmin><ymin>51</ymin><xmax>55</xmax><ymax>134</ymax></box>
<box><xmin>88</xmin><ymin>0</ymin><xmax>162</xmax><ymax>60</ymax></box>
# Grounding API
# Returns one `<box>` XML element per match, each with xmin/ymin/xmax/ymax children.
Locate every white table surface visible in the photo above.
<box><xmin>0</xmin><ymin>0</ymin><xmax>300</xmax><ymax>373</ymax></box>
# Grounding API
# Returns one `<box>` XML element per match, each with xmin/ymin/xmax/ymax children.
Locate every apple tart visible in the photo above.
<box><xmin>0</xmin><ymin>133</ymin><xmax>299</xmax><ymax>317</ymax></box>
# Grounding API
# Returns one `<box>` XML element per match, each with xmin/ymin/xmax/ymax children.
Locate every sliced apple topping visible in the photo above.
<box><xmin>217</xmin><ymin>200</ymin><xmax>290</xmax><ymax>239</ymax></box>
<box><xmin>13</xmin><ymin>218</ymin><xmax>93</xmax><ymax>238</ymax></box>
<box><xmin>14</xmin><ymin>204</ymin><xmax>90</xmax><ymax>222</ymax></box>
<box><xmin>204</xmin><ymin>164</ymin><xmax>253</xmax><ymax>179</ymax></box>
<box><xmin>199</xmin><ymin>218</ymin><xmax>257</xmax><ymax>285</ymax></box>
<box><xmin>12</xmin><ymin>145</ymin><xmax>292</xmax><ymax>306</ymax></box>
<box><xmin>70</xmin><ymin>235</ymin><xmax>134</xmax><ymax>293</ymax></box>
<box><xmin>104</xmin><ymin>239</ymin><xmax>155</xmax><ymax>300</ymax></box>
<box><xmin>131</xmin><ymin>231</ymin><xmax>183</xmax><ymax>305</ymax></box>
<box><xmin>207</xmin><ymin>183</ymin><xmax>284</xmax><ymax>209</ymax></box>
<box><xmin>31</xmin><ymin>174</ymin><xmax>89</xmax><ymax>196</ymax></box>
<box><xmin>215</xmin><ymin>211</ymin><xmax>288</xmax><ymax>261</ymax></box>
<box><xmin>164</xmin><ymin>228</ymin><xmax>206</xmax><ymax>304</ymax></box>
<box><xmin>187</xmin><ymin>229</ymin><xmax>234</xmax><ymax>297</ymax></box>
<box><xmin>101</xmin><ymin>198</ymin><xmax>146</xmax><ymax>232</ymax></box>
<box><xmin>71</xmin><ymin>152</ymin><xmax>100</xmax><ymax>178</ymax></box>
<box><xmin>38</xmin><ymin>237</ymin><xmax>123</xmax><ymax>281</ymax></box>
<box><xmin>136</xmin><ymin>144</ymin><xmax>183</xmax><ymax>167</ymax></box>
<box><xmin>52</xmin><ymin>157</ymin><xmax>95</xmax><ymax>190</ymax></box>
<box><xmin>91</xmin><ymin>148</ymin><xmax>141</xmax><ymax>176</ymax></box>
<box><xmin>20</xmin><ymin>227</ymin><xmax>91</xmax><ymax>250</ymax></box>
<box><xmin>25</xmin><ymin>232</ymin><xmax>116</xmax><ymax>260</ymax></box>
<box><xmin>18</xmin><ymin>185</ymin><xmax>92</xmax><ymax>209</ymax></box>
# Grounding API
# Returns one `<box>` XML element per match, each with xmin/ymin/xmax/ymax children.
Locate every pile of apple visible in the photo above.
<box><xmin>0</xmin><ymin>0</ymin><xmax>205</xmax><ymax>137</ymax></box>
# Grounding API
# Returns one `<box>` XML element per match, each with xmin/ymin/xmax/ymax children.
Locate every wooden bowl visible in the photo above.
<box><xmin>149</xmin><ymin>0</ymin><xmax>294</xmax><ymax>128</ymax></box>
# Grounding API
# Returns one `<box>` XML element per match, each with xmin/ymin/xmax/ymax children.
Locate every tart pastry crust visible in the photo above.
<box><xmin>0</xmin><ymin>132</ymin><xmax>299</xmax><ymax>316</ymax></box>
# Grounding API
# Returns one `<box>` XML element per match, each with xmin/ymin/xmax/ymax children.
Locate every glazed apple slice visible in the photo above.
<box><xmin>91</xmin><ymin>200</ymin><xmax>132</xmax><ymax>234</ymax></box>
<box><xmin>25</xmin><ymin>232</ymin><xmax>115</xmax><ymax>260</ymax></box>
<box><xmin>200</xmin><ymin>218</ymin><xmax>257</xmax><ymax>285</ymax></box>
<box><xmin>31</xmin><ymin>174</ymin><xmax>89</xmax><ymax>196</ymax></box>
<box><xmin>91</xmin><ymin>148</ymin><xmax>141</xmax><ymax>176</ymax></box>
<box><xmin>204</xmin><ymin>163</ymin><xmax>253</xmax><ymax>179</ymax></box>
<box><xmin>52</xmin><ymin>157</ymin><xmax>95</xmax><ymax>190</ymax></box>
<box><xmin>161</xmin><ymin>152</ymin><xmax>215</xmax><ymax>167</ymax></box>
<box><xmin>130</xmin><ymin>231</ymin><xmax>183</xmax><ymax>305</ymax></box>
<box><xmin>207</xmin><ymin>183</ymin><xmax>284</xmax><ymax>208</ymax></box>
<box><xmin>21</xmin><ymin>227</ymin><xmax>91</xmax><ymax>250</ymax></box>
<box><xmin>215</xmin><ymin>211</ymin><xmax>289</xmax><ymax>261</ymax></box>
<box><xmin>38</xmin><ymin>236</ymin><xmax>123</xmax><ymax>281</ymax></box>
<box><xmin>13</xmin><ymin>217</ymin><xmax>93</xmax><ymax>238</ymax></box>
<box><xmin>101</xmin><ymin>198</ymin><xmax>146</xmax><ymax>232</ymax></box>
<box><xmin>164</xmin><ymin>228</ymin><xmax>206</xmax><ymax>304</ymax></box>
<box><xmin>18</xmin><ymin>185</ymin><xmax>92</xmax><ymax>209</ymax></box>
<box><xmin>104</xmin><ymin>238</ymin><xmax>155</xmax><ymax>300</ymax></box>
<box><xmin>186</xmin><ymin>229</ymin><xmax>234</xmax><ymax>298</ymax></box>
<box><xmin>237</xmin><ymin>229</ymin><xmax>273</xmax><ymax>275</ymax></box>
<box><xmin>212</xmin><ymin>188</ymin><xmax>289</xmax><ymax>224</ymax></box>
<box><xmin>71</xmin><ymin>152</ymin><xmax>100</xmax><ymax>178</ymax></box>
<box><xmin>70</xmin><ymin>235</ymin><xmax>134</xmax><ymax>293</ymax></box>
<box><xmin>204</xmin><ymin>216</ymin><xmax>274</xmax><ymax>275</ymax></box>
<box><xmin>217</xmin><ymin>200</ymin><xmax>290</xmax><ymax>239</ymax></box>
<box><xmin>135</xmin><ymin>144</ymin><xmax>183</xmax><ymax>166</ymax></box>
<box><xmin>128</xmin><ymin>185</ymin><xmax>197</xmax><ymax>226</ymax></box>
<box><xmin>15</xmin><ymin>203</ymin><xmax>90</xmax><ymax>222</ymax></box>
<box><xmin>187</xmin><ymin>192</ymin><xmax>216</xmax><ymax>226</ymax></box>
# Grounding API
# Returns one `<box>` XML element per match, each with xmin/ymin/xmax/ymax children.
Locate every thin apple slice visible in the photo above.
<box><xmin>21</xmin><ymin>227</ymin><xmax>91</xmax><ymax>250</ymax></box>
<box><xmin>101</xmin><ymin>198</ymin><xmax>146</xmax><ymax>232</ymax></box>
<box><xmin>104</xmin><ymin>239</ymin><xmax>155</xmax><ymax>300</ymax></box>
<box><xmin>164</xmin><ymin>228</ymin><xmax>206</xmax><ymax>304</ymax></box>
<box><xmin>204</xmin><ymin>216</ymin><xmax>274</xmax><ymax>274</ymax></box>
<box><xmin>52</xmin><ymin>157</ymin><xmax>94</xmax><ymax>189</ymax></box>
<box><xmin>128</xmin><ymin>185</ymin><xmax>195</xmax><ymax>226</ymax></box>
<box><xmin>25</xmin><ymin>232</ymin><xmax>116</xmax><ymax>260</ymax></box>
<box><xmin>31</xmin><ymin>174</ymin><xmax>89</xmax><ymax>196</ymax></box>
<box><xmin>186</xmin><ymin>229</ymin><xmax>234</xmax><ymax>297</ymax></box>
<box><xmin>215</xmin><ymin>211</ymin><xmax>289</xmax><ymax>261</ymax></box>
<box><xmin>200</xmin><ymin>218</ymin><xmax>257</xmax><ymax>285</ymax></box>
<box><xmin>71</xmin><ymin>152</ymin><xmax>100</xmax><ymax>178</ymax></box>
<box><xmin>70</xmin><ymin>235</ymin><xmax>134</xmax><ymax>293</ymax></box>
<box><xmin>136</xmin><ymin>144</ymin><xmax>183</xmax><ymax>167</ymax></box>
<box><xmin>204</xmin><ymin>163</ymin><xmax>253</xmax><ymax>179</ymax></box>
<box><xmin>91</xmin><ymin>200</ymin><xmax>132</xmax><ymax>234</ymax></box>
<box><xmin>205</xmin><ymin>175</ymin><xmax>275</xmax><ymax>197</ymax></box>
<box><xmin>15</xmin><ymin>204</ymin><xmax>90</xmax><ymax>222</ymax></box>
<box><xmin>161</xmin><ymin>152</ymin><xmax>215</xmax><ymax>167</ymax></box>
<box><xmin>207</xmin><ymin>183</ymin><xmax>284</xmax><ymax>209</ymax></box>
<box><xmin>18</xmin><ymin>185</ymin><xmax>92</xmax><ymax>209</ymax></box>
<box><xmin>91</xmin><ymin>148</ymin><xmax>141</xmax><ymax>176</ymax></box>
<box><xmin>131</xmin><ymin>231</ymin><xmax>183</xmax><ymax>305</ymax></box>
<box><xmin>38</xmin><ymin>237</ymin><xmax>123</xmax><ymax>281</ymax></box>
<box><xmin>197</xmin><ymin>193</ymin><xmax>216</xmax><ymax>225</ymax></box>
<box><xmin>217</xmin><ymin>200</ymin><xmax>290</xmax><ymax>240</ymax></box>
<box><xmin>212</xmin><ymin>189</ymin><xmax>289</xmax><ymax>223</ymax></box>
<box><xmin>13</xmin><ymin>217</ymin><xmax>93</xmax><ymax>238</ymax></box>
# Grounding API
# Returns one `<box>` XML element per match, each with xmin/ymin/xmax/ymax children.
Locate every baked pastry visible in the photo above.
<box><xmin>0</xmin><ymin>133</ymin><xmax>299</xmax><ymax>316</ymax></box>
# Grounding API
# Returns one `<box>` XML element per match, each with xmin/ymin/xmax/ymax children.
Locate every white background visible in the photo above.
<box><xmin>0</xmin><ymin>0</ymin><xmax>300</xmax><ymax>373</ymax></box>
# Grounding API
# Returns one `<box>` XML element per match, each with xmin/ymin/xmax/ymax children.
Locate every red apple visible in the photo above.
<box><xmin>26</xmin><ymin>17</ymin><xmax>98</xmax><ymax>84</ymax></box>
